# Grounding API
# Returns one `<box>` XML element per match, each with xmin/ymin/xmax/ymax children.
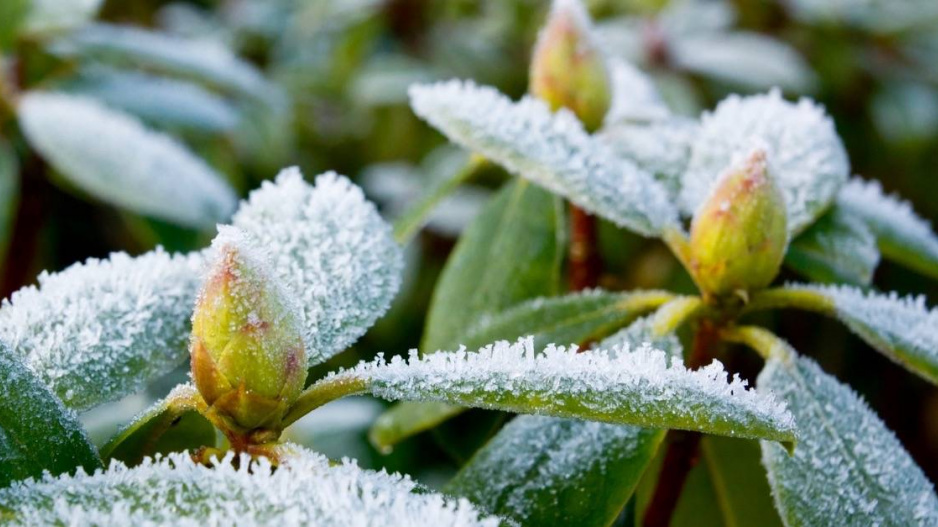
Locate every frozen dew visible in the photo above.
<box><xmin>409</xmin><ymin>79</ymin><xmax>679</xmax><ymax>237</ymax></box>
<box><xmin>0</xmin><ymin>445</ymin><xmax>500</xmax><ymax>526</ymax></box>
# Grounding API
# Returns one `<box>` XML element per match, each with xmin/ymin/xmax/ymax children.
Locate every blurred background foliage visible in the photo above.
<box><xmin>0</xmin><ymin>0</ymin><xmax>936</xmax><ymax>500</ymax></box>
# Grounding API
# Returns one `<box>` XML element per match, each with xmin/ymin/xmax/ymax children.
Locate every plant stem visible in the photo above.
<box><xmin>569</xmin><ymin>205</ymin><xmax>601</xmax><ymax>290</ymax></box>
<box><xmin>281</xmin><ymin>375</ymin><xmax>369</xmax><ymax>429</ymax></box>
<box><xmin>642</xmin><ymin>318</ymin><xmax>720</xmax><ymax>527</ymax></box>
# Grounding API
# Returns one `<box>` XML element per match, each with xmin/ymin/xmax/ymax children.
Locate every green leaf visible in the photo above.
<box><xmin>0</xmin><ymin>140</ymin><xmax>19</xmax><ymax>266</ymax></box>
<box><xmin>100</xmin><ymin>385</ymin><xmax>215</xmax><ymax>467</ymax></box>
<box><xmin>0</xmin><ymin>0</ymin><xmax>28</xmax><ymax>49</ymax></box>
<box><xmin>785</xmin><ymin>207</ymin><xmax>880</xmax><ymax>286</ymax></box>
<box><xmin>0</xmin><ymin>346</ymin><xmax>101</xmax><ymax>487</ymax></box>
<box><xmin>836</xmin><ymin>177</ymin><xmax>938</xmax><ymax>280</ymax></box>
<box><xmin>17</xmin><ymin>92</ymin><xmax>237</xmax><ymax>229</ymax></box>
<box><xmin>392</xmin><ymin>155</ymin><xmax>481</xmax><ymax>245</ymax></box>
<box><xmin>759</xmin><ymin>349</ymin><xmax>938</xmax><ymax>526</ymax></box>
<box><xmin>23</xmin><ymin>0</ymin><xmax>102</xmax><ymax>35</ymax></box>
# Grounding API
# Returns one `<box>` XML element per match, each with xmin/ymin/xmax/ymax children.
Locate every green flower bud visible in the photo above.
<box><xmin>190</xmin><ymin>226</ymin><xmax>306</xmax><ymax>433</ymax></box>
<box><xmin>689</xmin><ymin>148</ymin><xmax>788</xmax><ymax>298</ymax></box>
<box><xmin>530</xmin><ymin>0</ymin><xmax>611</xmax><ymax>132</ymax></box>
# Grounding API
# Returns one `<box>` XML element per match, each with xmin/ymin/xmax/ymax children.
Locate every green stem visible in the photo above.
<box><xmin>281</xmin><ymin>375</ymin><xmax>369</xmax><ymax>429</ymax></box>
<box><xmin>649</xmin><ymin>295</ymin><xmax>706</xmax><ymax>337</ymax></box>
<box><xmin>742</xmin><ymin>287</ymin><xmax>836</xmax><ymax>316</ymax></box>
<box><xmin>720</xmin><ymin>325</ymin><xmax>795</xmax><ymax>363</ymax></box>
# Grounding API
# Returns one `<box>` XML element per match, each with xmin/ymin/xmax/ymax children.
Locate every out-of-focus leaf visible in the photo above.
<box><xmin>783</xmin><ymin>0</ymin><xmax>938</xmax><ymax>33</ymax></box>
<box><xmin>17</xmin><ymin>92</ymin><xmax>237</xmax><ymax>229</ymax></box>
<box><xmin>599</xmin><ymin>117</ymin><xmax>697</xmax><ymax>199</ymax></box>
<box><xmin>785</xmin><ymin>207</ymin><xmax>880</xmax><ymax>286</ymax></box>
<box><xmin>871</xmin><ymin>82</ymin><xmax>938</xmax><ymax>145</ymax></box>
<box><xmin>604</xmin><ymin>59</ymin><xmax>671</xmax><ymax>124</ymax></box>
<box><xmin>0</xmin><ymin>0</ymin><xmax>29</xmax><ymax>49</ymax></box>
<box><xmin>759</xmin><ymin>349</ymin><xmax>938</xmax><ymax>525</ymax></box>
<box><xmin>23</xmin><ymin>0</ymin><xmax>102</xmax><ymax>35</ymax></box>
<box><xmin>0</xmin><ymin>140</ymin><xmax>18</xmax><ymax>266</ymax></box>
<box><xmin>0</xmin><ymin>345</ymin><xmax>101</xmax><ymax>487</ymax></box>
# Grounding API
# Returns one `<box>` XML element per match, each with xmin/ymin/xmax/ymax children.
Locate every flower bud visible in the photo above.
<box><xmin>530</xmin><ymin>0</ymin><xmax>611</xmax><ymax>132</ymax></box>
<box><xmin>190</xmin><ymin>226</ymin><xmax>305</xmax><ymax>433</ymax></box>
<box><xmin>689</xmin><ymin>148</ymin><xmax>787</xmax><ymax>298</ymax></box>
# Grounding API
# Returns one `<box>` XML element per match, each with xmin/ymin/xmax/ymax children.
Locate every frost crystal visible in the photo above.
<box><xmin>0</xmin><ymin>250</ymin><xmax>202</xmax><ymax>411</ymax></box>
<box><xmin>0</xmin><ymin>446</ymin><xmax>500</xmax><ymax>527</ymax></box>
<box><xmin>681</xmin><ymin>89</ymin><xmax>849</xmax><ymax>234</ymax></box>
<box><xmin>760</xmin><ymin>354</ymin><xmax>938</xmax><ymax>526</ymax></box>
<box><xmin>232</xmin><ymin>168</ymin><xmax>402</xmax><ymax>365</ymax></box>
<box><xmin>409</xmin><ymin>80</ymin><xmax>679</xmax><ymax>237</ymax></box>
<box><xmin>338</xmin><ymin>337</ymin><xmax>796</xmax><ymax>442</ymax></box>
<box><xmin>18</xmin><ymin>92</ymin><xmax>237</xmax><ymax>229</ymax></box>
<box><xmin>604</xmin><ymin>59</ymin><xmax>671</xmax><ymax>124</ymax></box>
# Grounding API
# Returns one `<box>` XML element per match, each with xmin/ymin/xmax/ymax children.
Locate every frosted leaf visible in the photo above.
<box><xmin>409</xmin><ymin>80</ymin><xmax>679</xmax><ymax>237</ymax></box>
<box><xmin>232</xmin><ymin>168</ymin><xmax>402</xmax><ymax>365</ymax></box>
<box><xmin>786</xmin><ymin>207</ymin><xmax>880</xmax><ymax>286</ymax></box>
<box><xmin>17</xmin><ymin>92</ymin><xmax>237</xmax><ymax>229</ymax></box>
<box><xmin>836</xmin><ymin>177</ymin><xmax>938</xmax><ymax>279</ymax></box>
<box><xmin>0</xmin><ymin>249</ymin><xmax>202</xmax><ymax>411</ymax></box>
<box><xmin>336</xmin><ymin>337</ymin><xmax>796</xmax><ymax>443</ymax></box>
<box><xmin>759</xmin><ymin>353</ymin><xmax>938</xmax><ymax>526</ymax></box>
<box><xmin>681</xmin><ymin>89</ymin><xmax>849</xmax><ymax>234</ymax></box>
<box><xmin>604</xmin><ymin>59</ymin><xmax>671</xmax><ymax>124</ymax></box>
<box><xmin>24</xmin><ymin>0</ymin><xmax>102</xmax><ymax>34</ymax></box>
<box><xmin>0</xmin><ymin>446</ymin><xmax>500</xmax><ymax>526</ymax></box>
<box><xmin>788</xmin><ymin>284</ymin><xmax>938</xmax><ymax>385</ymax></box>
<box><xmin>783</xmin><ymin>0</ymin><xmax>938</xmax><ymax>33</ymax></box>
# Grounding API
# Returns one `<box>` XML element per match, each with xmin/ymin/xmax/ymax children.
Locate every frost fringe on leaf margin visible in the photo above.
<box><xmin>0</xmin><ymin>446</ymin><xmax>500</xmax><ymax>526</ymax></box>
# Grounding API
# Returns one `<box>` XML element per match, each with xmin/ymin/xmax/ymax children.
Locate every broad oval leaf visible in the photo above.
<box><xmin>785</xmin><ymin>207</ymin><xmax>880</xmax><ymax>286</ymax></box>
<box><xmin>335</xmin><ymin>337</ymin><xmax>797</xmax><ymax>444</ymax></box>
<box><xmin>17</xmin><ymin>92</ymin><xmax>237</xmax><ymax>229</ymax></box>
<box><xmin>0</xmin><ymin>249</ymin><xmax>202</xmax><ymax>410</ymax></box>
<box><xmin>232</xmin><ymin>169</ymin><xmax>403</xmax><ymax>365</ymax></box>
<box><xmin>681</xmin><ymin>89</ymin><xmax>849</xmax><ymax>234</ymax></box>
<box><xmin>0</xmin><ymin>446</ymin><xmax>500</xmax><ymax>526</ymax></box>
<box><xmin>836</xmin><ymin>177</ymin><xmax>938</xmax><ymax>280</ymax></box>
<box><xmin>0</xmin><ymin>346</ymin><xmax>101</xmax><ymax>487</ymax></box>
<box><xmin>409</xmin><ymin>79</ymin><xmax>679</xmax><ymax>237</ymax></box>
<box><xmin>759</xmin><ymin>352</ymin><xmax>938</xmax><ymax>526</ymax></box>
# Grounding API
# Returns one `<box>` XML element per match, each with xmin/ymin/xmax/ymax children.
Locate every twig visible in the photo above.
<box><xmin>568</xmin><ymin>205</ymin><xmax>601</xmax><ymax>291</ymax></box>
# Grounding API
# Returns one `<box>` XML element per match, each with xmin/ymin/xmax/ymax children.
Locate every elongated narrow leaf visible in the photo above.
<box><xmin>785</xmin><ymin>207</ymin><xmax>880</xmax><ymax>286</ymax></box>
<box><xmin>18</xmin><ymin>92</ymin><xmax>237</xmax><ymax>229</ymax></box>
<box><xmin>410</xmin><ymin>80</ymin><xmax>679</xmax><ymax>237</ymax></box>
<box><xmin>337</xmin><ymin>338</ymin><xmax>796</xmax><ymax>444</ymax></box>
<box><xmin>782</xmin><ymin>284</ymin><xmax>938</xmax><ymax>385</ymax></box>
<box><xmin>759</xmin><ymin>352</ymin><xmax>938</xmax><ymax>526</ymax></box>
<box><xmin>0</xmin><ymin>249</ymin><xmax>202</xmax><ymax>410</ymax></box>
<box><xmin>232</xmin><ymin>169</ymin><xmax>402</xmax><ymax>365</ymax></box>
<box><xmin>681</xmin><ymin>89</ymin><xmax>849</xmax><ymax>234</ymax></box>
<box><xmin>0</xmin><ymin>446</ymin><xmax>500</xmax><ymax>526</ymax></box>
<box><xmin>836</xmin><ymin>177</ymin><xmax>938</xmax><ymax>279</ymax></box>
<box><xmin>0</xmin><ymin>346</ymin><xmax>101</xmax><ymax>487</ymax></box>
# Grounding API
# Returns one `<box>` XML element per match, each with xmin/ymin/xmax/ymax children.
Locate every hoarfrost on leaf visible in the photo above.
<box><xmin>17</xmin><ymin>92</ymin><xmax>237</xmax><ymax>229</ymax></box>
<box><xmin>409</xmin><ymin>79</ymin><xmax>679</xmax><ymax>237</ymax></box>
<box><xmin>785</xmin><ymin>206</ymin><xmax>880</xmax><ymax>286</ymax></box>
<box><xmin>603</xmin><ymin>59</ymin><xmax>671</xmax><ymax>124</ymax></box>
<box><xmin>759</xmin><ymin>352</ymin><xmax>938</xmax><ymax>526</ymax></box>
<box><xmin>0</xmin><ymin>446</ymin><xmax>500</xmax><ymax>526</ymax></box>
<box><xmin>232</xmin><ymin>168</ymin><xmax>403</xmax><ymax>366</ymax></box>
<box><xmin>681</xmin><ymin>89</ymin><xmax>849</xmax><ymax>234</ymax></box>
<box><xmin>334</xmin><ymin>337</ymin><xmax>796</xmax><ymax>443</ymax></box>
<box><xmin>0</xmin><ymin>249</ymin><xmax>202</xmax><ymax>411</ymax></box>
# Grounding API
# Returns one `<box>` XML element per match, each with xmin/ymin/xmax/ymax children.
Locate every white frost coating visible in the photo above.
<box><xmin>836</xmin><ymin>177</ymin><xmax>938</xmax><ymax>276</ymax></box>
<box><xmin>24</xmin><ymin>0</ymin><xmax>103</xmax><ymax>33</ymax></box>
<box><xmin>681</xmin><ymin>89</ymin><xmax>849</xmax><ymax>234</ymax></box>
<box><xmin>604</xmin><ymin>59</ymin><xmax>671</xmax><ymax>124</ymax></box>
<box><xmin>786</xmin><ymin>207</ymin><xmax>880</xmax><ymax>286</ymax></box>
<box><xmin>18</xmin><ymin>92</ymin><xmax>237</xmax><ymax>229</ymax></box>
<box><xmin>759</xmin><ymin>354</ymin><xmax>938</xmax><ymax>526</ymax></box>
<box><xmin>337</xmin><ymin>337</ymin><xmax>796</xmax><ymax>442</ymax></box>
<box><xmin>232</xmin><ymin>168</ymin><xmax>402</xmax><ymax>366</ymax></box>
<box><xmin>0</xmin><ymin>446</ymin><xmax>500</xmax><ymax>527</ymax></box>
<box><xmin>792</xmin><ymin>283</ymin><xmax>938</xmax><ymax>384</ymax></box>
<box><xmin>0</xmin><ymin>249</ymin><xmax>203</xmax><ymax>411</ymax></box>
<box><xmin>409</xmin><ymin>80</ymin><xmax>679</xmax><ymax>237</ymax></box>
<box><xmin>598</xmin><ymin>118</ymin><xmax>698</xmax><ymax>199</ymax></box>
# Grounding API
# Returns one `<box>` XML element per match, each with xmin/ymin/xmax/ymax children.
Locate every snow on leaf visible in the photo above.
<box><xmin>335</xmin><ymin>337</ymin><xmax>796</xmax><ymax>443</ymax></box>
<box><xmin>232</xmin><ymin>168</ymin><xmax>403</xmax><ymax>366</ymax></box>
<box><xmin>409</xmin><ymin>80</ymin><xmax>679</xmax><ymax>237</ymax></box>
<box><xmin>17</xmin><ymin>92</ymin><xmax>237</xmax><ymax>229</ymax></box>
<box><xmin>604</xmin><ymin>59</ymin><xmax>671</xmax><ymax>124</ymax></box>
<box><xmin>788</xmin><ymin>283</ymin><xmax>938</xmax><ymax>386</ymax></box>
<box><xmin>681</xmin><ymin>89</ymin><xmax>849</xmax><ymax>234</ymax></box>
<box><xmin>0</xmin><ymin>446</ymin><xmax>500</xmax><ymax>526</ymax></box>
<box><xmin>785</xmin><ymin>206</ymin><xmax>880</xmax><ymax>286</ymax></box>
<box><xmin>759</xmin><ymin>352</ymin><xmax>938</xmax><ymax>526</ymax></box>
<box><xmin>836</xmin><ymin>177</ymin><xmax>938</xmax><ymax>279</ymax></box>
<box><xmin>0</xmin><ymin>249</ymin><xmax>202</xmax><ymax>411</ymax></box>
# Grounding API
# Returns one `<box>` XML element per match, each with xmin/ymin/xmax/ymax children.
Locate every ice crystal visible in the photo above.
<box><xmin>681</xmin><ymin>89</ymin><xmax>849</xmax><ymax>234</ymax></box>
<box><xmin>604</xmin><ymin>59</ymin><xmax>671</xmax><ymax>124</ymax></box>
<box><xmin>232</xmin><ymin>168</ymin><xmax>402</xmax><ymax>365</ymax></box>
<box><xmin>760</xmin><ymin>354</ymin><xmax>938</xmax><ymax>526</ymax></box>
<box><xmin>18</xmin><ymin>92</ymin><xmax>237</xmax><ymax>229</ymax></box>
<box><xmin>409</xmin><ymin>80</ymin><xmax>679</xmax><ymax>237</ymax></box>
<box><xmin>0</xmin><ymin>250</ymin><xmax>202</xmax><ymax>411</ymax></box>
<box><xmin>337</xmin><ymin>337</ymin><xmax>796</xmax><ymax>442</ymax></box>
<box><xmin>0</xmin><ymin>446</ymin><xmax>500</xmax><ymax>527</ymax></box>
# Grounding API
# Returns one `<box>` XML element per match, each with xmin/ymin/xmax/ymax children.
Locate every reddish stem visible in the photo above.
<box><xmin>568</xmin><ymin>204</ymin><xmax>601</xmax><ymax>291</ymax></box>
